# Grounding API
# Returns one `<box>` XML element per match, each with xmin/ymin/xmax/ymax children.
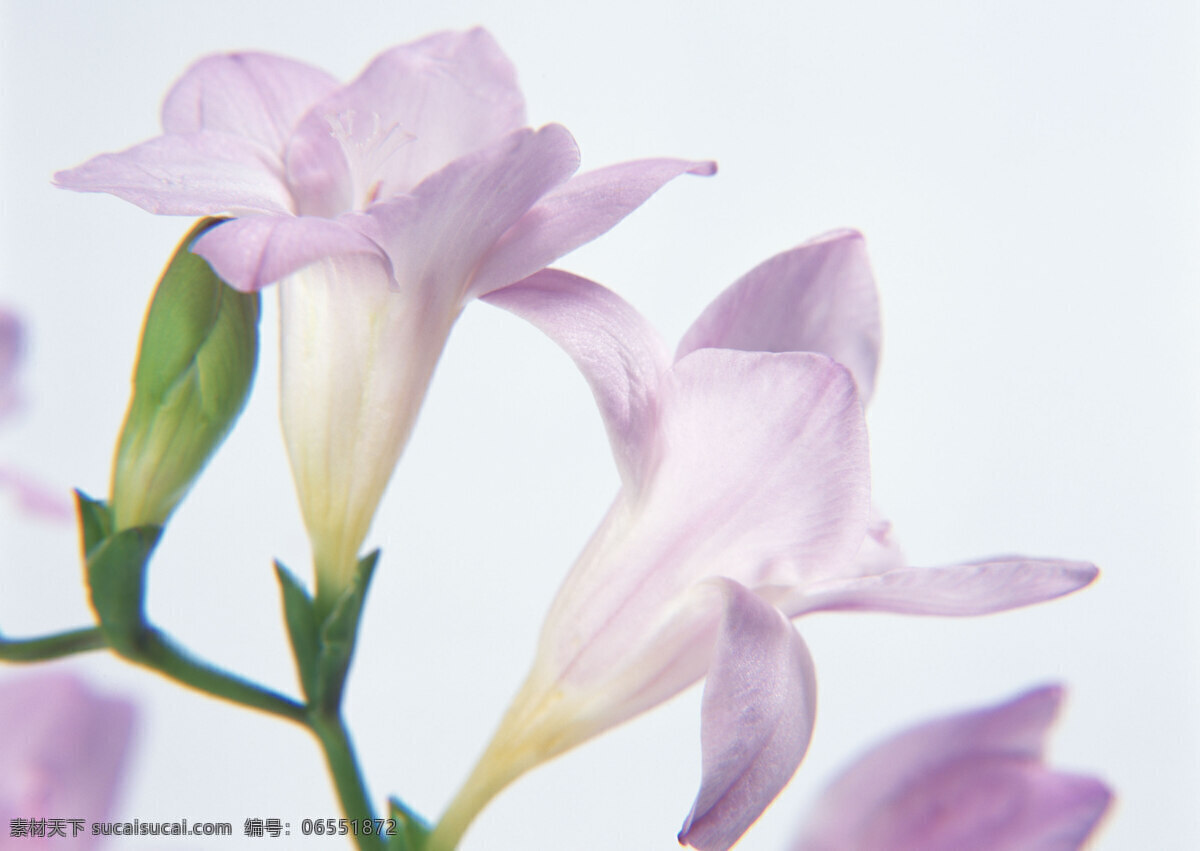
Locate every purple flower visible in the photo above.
<box><xmin>791</xmin><ymin>685</ymin><xmax>1112</xmax><ymax>850</ymax></box>
<box><xmin>0</xmin><ymin>673</ymin><xmax>136</xmax><ymax>847</ymax></box>
<box><xmin>56</xmin><ymin>29</ymin><xmax>712</xmax><ymax>600</ymax></box>
<box><xmin>0</xmin><ymin>310</ymin><xmax>71</xmax><ymax>519</ymax></box>
<box><xmin>429</xmin><ymin>231</ymin><xmax>1098</xmax><ymax>850</ymax></box>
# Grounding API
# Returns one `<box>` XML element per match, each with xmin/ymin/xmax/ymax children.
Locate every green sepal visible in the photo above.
<box><xmin>86</xmin><ymin>525</ymin><xmax>161</xmax><ymax>655</ymax></box>
<box><xmin>111</xmin><ymin>217</ymin><xmax>260</xmax><ymax>530</ymax></box>
<box><xmin>74</xmin><ymin>489</ymin><xmax>113</xmax><ymax>558</ymax></box>
<box><xmin>313</xmin><ymin>550</ymin><xmax>379</xmax><ymax>711</ymax></box>
<box><xmin>386</xmin><ymin>798</ymin><xmax>431</xmax><ymax>851</ymax></box>
<box><xmin>274</xmin><ymin>561</ymin><xmax>320</xmax><ymax>703</ymax></box>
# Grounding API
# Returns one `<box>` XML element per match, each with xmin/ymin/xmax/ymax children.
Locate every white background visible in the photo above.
<box><xmin>1</xmin><ymin>1</ymin><xmax>1196</xmax><ymax>849</ymax></box>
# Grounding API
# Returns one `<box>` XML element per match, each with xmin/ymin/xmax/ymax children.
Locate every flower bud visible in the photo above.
<box><xmin>111</xmin><ymin>219</ymin><xmax>259</xmax><ymax>529</ymax></box>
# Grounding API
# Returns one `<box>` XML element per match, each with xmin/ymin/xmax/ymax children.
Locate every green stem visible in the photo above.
<box><xmin>121</xmin><ymin>628</ymin><xmax>307</xmax><ymax>724</ymax></box>
<box><xmin>0</xmin><ymin>626</ymin><xmax>107</xmax><ymax>661</ymax></box>
<box><xmin>309</xmin><ymin>709</ymin><xmax>382</xmax><ymax>850</ymax></box>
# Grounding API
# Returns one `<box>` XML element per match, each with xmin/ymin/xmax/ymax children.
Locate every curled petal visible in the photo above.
<box><xmin>162</xmin><ymin>52</ymin><xmax>339</xmax><ymax>151</ymax></box>
<box><xmin>54</xmin><ymin>133</ymin><xmax>294</xmax><ymax>217</ymax></box>
<box><xmin>678</xmin><ymin>230</ymin><xmax>882</xmax><ymax>404</ymax></box>
<box><xmin>469</xmin><ymin>158</ymin><xmax>717</xmax><ymax>298</ymax></box>
<box><xmin>785</xmin><ymin>558</ymin><xmax>1099</xmax><ymax>617</ymax></box>
<box><xmin>483</xmin><ymin>269</ymin><xmax>670</xmax><ymax>488</ymax></box>
<box><xmin>192</xmin><ymin>214</ymin><xmax>388</xmax><ymax>292</ymax></box>
<box><xmin>679</xmin><ymin>580</ymin><xmax>817</xmax><ymax>851</ymax></box>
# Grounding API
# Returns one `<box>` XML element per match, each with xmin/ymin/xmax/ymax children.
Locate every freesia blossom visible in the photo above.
<box><xmin>55</xmin><ymin>29</ymin><xmax>712</xmax><ymax>604</ymax></box>
<box><xmin>0</xmin><ymin>673</ymin><xmax>136</xmax><ymax>847</ymax></box>
<box><xmin>791</xmin><ymin>685</ymin><xmax>1112</xmax><ymax>850</ymax></box>
<box><xmin>429</xmin><ymin>230</ymin><xmax>1098</xmax><ymax>851</ymax></box>
<box><xmin>0</xmin><ymin>310</ymin><xmax>71</xmax><ymax>519</ymax></box>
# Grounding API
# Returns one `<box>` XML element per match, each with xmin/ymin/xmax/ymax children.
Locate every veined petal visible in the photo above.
<box><xmin>483</xmin><ymin>269</ymin><xmax>670</xmax><ymax>488</ymax></box>
<box><xmin>678</xmin><ymin>230</ymin><xmax>882</xmax><ymax>404</ymax></box>
<box><xmin>192</xmin><ymin>214</ymin><xmax>388</xmax><ymax>292</ymax></box>
<box><xmin>784</xmin><ymin>557</ymin><xmax>1099</xmax><ymax>617</ymax></box>
<box><xmin>278</xmin><ymin>251</ymin><xmax>449</xmax><ymax>594</ymax></box>
<box><xmin>539</xmin><ymin>349</ymin><xmax>869</xmax><ymax>691</ymax></box>
<box><xmin>54</xmin><ymin>132</ymin><xmax>293</xmax><ymax>217</ymax></box>
<box><xmin>791</xmin><ymin>686</ymin><xmax>1112</xmax><ymax>851</ymax></box>
<box><xmin>468</xmin><ymin>158</ymin><xmax>718</xmax><ymax>298</ymax></box>
<box><xmin>679</xmin><ymin>580</ymin><xmax>817</xmax><ymax>851</ymax></box>
<box><xmin>286</xmin><ymin>28</ymin><xmax>526</xmax><ymax>210</ymax></box>
<box><xmin>360</xmin><ymin>125</ymin><xmax>580</xmax><ymax>313</ymax></box>
<box><xmin>162</xmin><ymin>52</ymin><xmax>339</xmax><ymax>151</ymax></box>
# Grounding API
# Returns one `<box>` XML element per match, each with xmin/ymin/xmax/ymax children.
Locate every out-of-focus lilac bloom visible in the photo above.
<box><xmin>0</xmin><ymin>673</ymin><xmax>136</xmax><ymax>847</ymax></box>
<box><xmin>791</xmin><ymin>685</ymin><xmax>1112</xmax><ymax>850</ymax></box>
<box><xmin>0</xmin><ymin>311</ymin><xmax>71</xmax><ymax>519</ymax></box>
<box><xmin>430</xmin><ymin>234</ymin><xmax>1098</xmax><ymax>851</ymax></box>
<box><xmin>56</xmin><ymin>29</ymin><xmax>712</xmax><ymax>601</ymax></box>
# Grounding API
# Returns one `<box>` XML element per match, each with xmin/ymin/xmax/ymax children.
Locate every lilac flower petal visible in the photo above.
<box><xmin>360</xmin><ymin>125</ymin><xmax>580</xmax><ymax>311</ymax></box>
<box><xmin>468</xmin><ymin>158</ymin><xmax>718</xmax><ymax>298</ymax></box>
<box><xmin>679</xmin><ymin>580</ymin><xmax>817</xmax><ymax>851</ymax></box>
<box><xmin>677</xmin><ymin>229</ymin><xmax>882</xmax><ymax>404</ymax></box>
<box><xmin>538</xmin><ymin>349</ymin><xmax>870</xmax><ymax>692</ymax></box>
<box><xmin>785</xmin><ymin>558</ymin><xmax>1099</xmax><ymax>617</ymax></box>
<box><xmin>286</xmin><ymin>28</ymin><xmax>526</xmax><ymax>211</ymax></box>
<box><xmin>0</xmin><ymin>674</ymin><xmax>135</xmax><ymax>841</ymax></box>
<box><xmin>654</xmin><ymin>350</ymin><xmax>872</xmax><ymax>591</ymax></box>
<box><xmin>161</xmin><ymin>52</ymin><xmax>339</xmax><ymax>151</ymax></box>
<box><xmin>791</xmin><ymin>686</ymin><xmax>1111</xmax><ymax>851</ymax></box>
<box><xmin>483</xmin><ymin>269</ymin><xmax>670</xmax><ymax>487</ymax></box>
<box><xmin>192</xmin><ymin>214</ymin><xmax>388</xmax><ymax>292</ymax></box>
<box><xmin>54</xmin><ymin>132</ymin><xmax>294</xmax><ymax>217</ymax></box>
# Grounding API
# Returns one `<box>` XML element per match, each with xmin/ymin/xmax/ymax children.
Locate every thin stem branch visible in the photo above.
<box><xmin>308</xmin><ymin>708</ymin><xmax>383</xmax><ymax>850</ymax></box>
<box><xmin>0</xmin><ymin>626</ymin><xmax>107</xmax><ymax>661</ymax></box>
<box><xmin>122</xmin><ymin>628</ymin><xmax>307</xmax><ymax>725</ymax></box>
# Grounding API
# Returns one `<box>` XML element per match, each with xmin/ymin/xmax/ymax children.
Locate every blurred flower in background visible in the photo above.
<box><xmin>0</xmin><ymin>309</ymin><xmax>72</xmax><ymax>519</ymax></box>
<box><xmin>0</xmin><ymin>673</ymin><xmax>136</xmax><ymax>847</ymax></box>
<box><xmin>790</xmin><ymin>685</ymin><xmax>1111</xmax><ymax>851</ymax></box>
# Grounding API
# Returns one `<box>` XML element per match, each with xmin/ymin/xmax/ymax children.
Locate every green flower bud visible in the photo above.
<box><xmin>111</xmin><ymin>219</ymin><xmax>259</xmax><ymax>529</ymax></box>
